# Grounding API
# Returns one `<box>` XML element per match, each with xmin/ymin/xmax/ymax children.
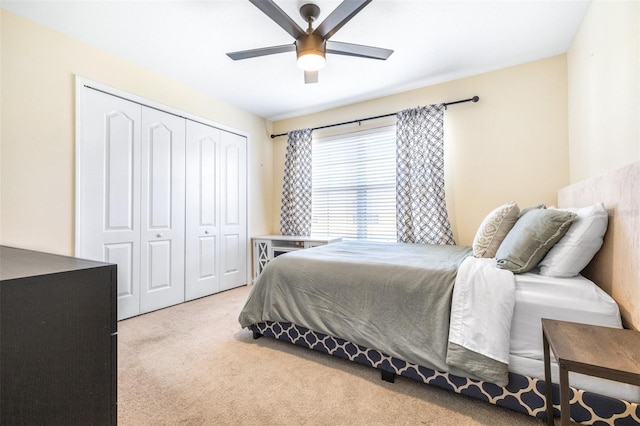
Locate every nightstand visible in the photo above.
<box><xmin>542</xmin><ymin>319</ymin><xmax>640</xmax><ymax>426</ymax></box>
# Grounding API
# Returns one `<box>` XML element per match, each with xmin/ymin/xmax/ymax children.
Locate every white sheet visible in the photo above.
<box><xmin>449</xmin><ymin>257</ymin><xmax>515</xmax><ymax>365</ymax></box>
<box><xmin>449</xmin><ymin>263</ymin><xmax>634</xmax><ymax>401</ymax></box>
<box><xmin>510</xmin><ymin>270</ymin><xmax>622</xmax><ymax>361</ymax></box>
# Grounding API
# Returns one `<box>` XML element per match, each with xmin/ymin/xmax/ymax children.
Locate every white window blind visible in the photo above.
<box><xmin>311</xmin><ymin>126</ymin><xmax>397</xmax><ymax>241</ymax></box>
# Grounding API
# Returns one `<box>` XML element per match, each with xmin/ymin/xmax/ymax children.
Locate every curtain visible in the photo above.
<box><xmin>280</xmin><ymin>129</ymin><xmax>313</xmax><ymax>236</ymax></box>
<box><xmin>396</xmin><ymin>104</ymin><xmax>456</xmax><ymax>245</ymax></box>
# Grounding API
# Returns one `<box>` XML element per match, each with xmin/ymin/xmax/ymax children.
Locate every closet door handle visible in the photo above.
<box><xmin>156</xmin><ymin>233</ymin><xmax>163</xmax><ymax>238</ymax></box>
<box><xmin>204</xmin><ymin>230</ymin><xmax>209</xmax><ymax>235</ymax></box>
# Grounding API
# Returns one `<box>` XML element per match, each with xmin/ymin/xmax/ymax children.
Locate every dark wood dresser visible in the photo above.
<box><xmin>0</xmin><ymin>246</ymin><xmax>117</xmax><ymax>425</ymax></box>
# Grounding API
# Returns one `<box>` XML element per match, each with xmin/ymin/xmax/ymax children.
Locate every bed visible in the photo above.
<box><xmin>239</xmin><ymin>161</ymin><xmax>640</xmax><ymax>425</ymax></box>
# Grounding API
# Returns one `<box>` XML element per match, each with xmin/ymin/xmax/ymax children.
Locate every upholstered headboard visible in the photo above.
<box><xmin>558</xmin><ymin>161</ymin><xmax>640</xmax><ymax>330</ymax></box>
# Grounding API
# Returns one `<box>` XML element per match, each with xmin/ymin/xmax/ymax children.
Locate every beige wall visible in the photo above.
<box><xmin>273</xmin><ymin>56</ymin><xmax>569</xmax><ymax>246</ymax></box>
<box><xmin>0</xmin><ymin>10</ymin><xmax>274</xmax><ymax>256</ymax></box>
<box><xmin>567</xmin><ymin>0</ymin><xmax>640</xmax><ymax>182</ymax></box>
<box><xmin>8</xmin><ymin>0</ymin><xmax>633</xmax><ymax>253</ymax></box>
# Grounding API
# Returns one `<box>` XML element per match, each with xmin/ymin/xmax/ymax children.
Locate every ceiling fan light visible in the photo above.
<box><xmin>297</xmin><ymin>52</ymin><xmax>326</xmax><ymax>71</ymax></box>
<box><xmin>296</xmin><ymin>33</ymin><xmax>326</xmax><ymax>71</ymax></box>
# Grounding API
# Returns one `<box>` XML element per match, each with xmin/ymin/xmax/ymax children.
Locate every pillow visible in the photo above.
<box><xmin>518</xmin><ymin>204</ymin><xmax>545</xmax><ymax>217</ymax></box>
<box><xmin>495</xmin><ymin>208</ymin><xmax>577</xmax><ymax>273</ymax></box>
<box><xmin>538</xmin><ymin>203</ymin><xmax>608</xmax><ymax>277</ymax></box>
<box><xmin>472</xmin><ymin>202</ymin><xmax>520</xmax><ymax>258</ymax></box>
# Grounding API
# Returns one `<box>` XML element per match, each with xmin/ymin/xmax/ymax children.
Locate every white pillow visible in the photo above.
<box><xmin>538</xmin><ymin>203</ymin><xmax>608</xmax><ymax>277</ymax></box>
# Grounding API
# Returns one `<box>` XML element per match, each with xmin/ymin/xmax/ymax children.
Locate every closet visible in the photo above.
<box><xmin>76</xmin><ymin>83</ymin><xmax>247</xmax><ymax>320</ymax></box>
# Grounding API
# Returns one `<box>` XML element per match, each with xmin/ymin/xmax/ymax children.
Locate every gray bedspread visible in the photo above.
<box><xmin>239</xmin><ymin>240</ymin><xmax>473</xmax><ymax>374</ymax></box>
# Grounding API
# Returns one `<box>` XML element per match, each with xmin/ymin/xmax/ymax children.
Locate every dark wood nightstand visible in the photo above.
<box><xmin>542</xmin><ymin>319</ymin><xmax>640</xmax><ymax>426</ymax></box>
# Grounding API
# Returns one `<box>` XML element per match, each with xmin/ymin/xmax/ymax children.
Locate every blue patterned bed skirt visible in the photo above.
<box><xmin>249</xmin><ymin>321</ymin><xmax>640</xmax><ymax>425</ymax></box>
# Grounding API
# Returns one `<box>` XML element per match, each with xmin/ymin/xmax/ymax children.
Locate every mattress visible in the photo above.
<box><xmin>510</xmin><ymin>269</ymin><xmax>622</xmax><ymax>361</ymax></box>
<box><xmin>508</xmin><ymin>271</ymin><xmax>640</xmax><ymax>403</ymax></box>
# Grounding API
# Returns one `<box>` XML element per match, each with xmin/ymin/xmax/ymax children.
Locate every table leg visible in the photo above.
<box><xmin>559</xmin><ymin>365</ymin><xmax>570</xmax><ymax>426</ymax></box>
<box><xmin>543</xmin><ymin>332</ymin><xmax>554</xmax><ymax>426</ymax></box>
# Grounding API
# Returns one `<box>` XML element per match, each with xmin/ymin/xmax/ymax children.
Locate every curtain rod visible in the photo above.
<box><xmin>270</xmin><ymin>95</ymin><xmax>479</xmax><ymax>139</ymax></box>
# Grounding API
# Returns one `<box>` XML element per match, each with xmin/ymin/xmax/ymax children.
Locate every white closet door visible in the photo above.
<box><xmin>139</xmin><ymin>107</ymin><xmax>186</xmax><ymax>314</ymax></box>
<box><xmin>78</xmin><ymin>80</ymin><xmax>248</xmax><ymax>319</ymax></box>
<box><xmin>78</xmin><ymin>89</ymin><xmax>142</xmax><ymax>320</ymax></box>
<box><xmin>220</xmin><ymin>130</ymin><xmax>247</xmax><ymax>291</ymax></box>
<box><xmin>185</xmin><ymin>121</ymin><xmax>220</xmax><ymax>300</ymax></box>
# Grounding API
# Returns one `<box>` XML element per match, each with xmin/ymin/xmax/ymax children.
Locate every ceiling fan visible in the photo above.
<box><xmin>226</xmin><ymin>0</ymin><xmax>394</xmax><ymax>84</ymax></box>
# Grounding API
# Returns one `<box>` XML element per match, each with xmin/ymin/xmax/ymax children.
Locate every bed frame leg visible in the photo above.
<box><xmin>381</xmin><ymin>370</ymin><xmax>395</xmax><ymax>383</ymax></box>
<box><xmin>252</xmin><ymin>330</ymin><xmax>263</xmax><ymax>340</ymax></box>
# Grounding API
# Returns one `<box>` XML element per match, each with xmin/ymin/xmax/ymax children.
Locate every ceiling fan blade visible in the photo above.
<box><xmin>304</xmin><ymin>70</ymin><xmax>318</xmax><ymax>84</ymax></box>
<box><xmin>249</xmin><ymin>0</ymin><xmax>305</xmax><ymax>40</ymax></box>
<box><xmin>326</xmin><ymin>40</ymin><xmax>393</xmax><ymax>60</ymax></box>
<box><xmin>226</xmin><ymin>44</ymin><xmax>295</xmax><ymax>60</ymax></box>
<box><xmin>314</xmin><ymin>0</ymin><xmax>372</xmax><ymax>40</ymax></box>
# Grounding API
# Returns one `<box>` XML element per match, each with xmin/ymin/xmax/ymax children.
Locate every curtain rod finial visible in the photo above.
<box><xmin>472</xmin><ymin>96</ymin><xmax>479</xmax><ymax>102</ymax></box>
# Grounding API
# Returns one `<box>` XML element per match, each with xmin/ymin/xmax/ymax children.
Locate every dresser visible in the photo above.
<box><xmin>0</xmin><ymin>246</ymin><xmax>117</xmax><ymax>425</ymax></box>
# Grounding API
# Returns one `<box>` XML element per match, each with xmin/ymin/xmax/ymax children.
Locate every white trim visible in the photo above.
<box><xmin>74</xmin><ymin>77</ymin><xmax>88</xmax><ymax>257</ymax></box>
<box><xmin>74</xmin><ymin>76</ymin><xmax>248</xmax><ymax>138</ymax></box>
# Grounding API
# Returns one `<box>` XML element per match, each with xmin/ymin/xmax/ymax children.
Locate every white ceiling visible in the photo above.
<box><xmin>1</xmin><ymin>0</ymin><xmax>590</xmax><ymax>120</ymax></box>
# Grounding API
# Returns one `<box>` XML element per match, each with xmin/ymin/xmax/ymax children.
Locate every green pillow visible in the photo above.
<box><xmin>496</xmin><ymin>208</ymin><xmax>577</xmax><ymax>273</ymax></box>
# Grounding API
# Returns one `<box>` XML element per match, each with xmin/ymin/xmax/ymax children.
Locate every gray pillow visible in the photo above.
<box><xmin>496</xmin><ymin>208</ymin><xmax>577</xmax><ymax>273</ymax></box>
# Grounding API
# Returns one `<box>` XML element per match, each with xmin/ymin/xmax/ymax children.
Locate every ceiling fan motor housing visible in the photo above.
<box><xmin>296</xmin><ymin>33</ymin><xmax>326</xmax><ymax>57</ymax></box>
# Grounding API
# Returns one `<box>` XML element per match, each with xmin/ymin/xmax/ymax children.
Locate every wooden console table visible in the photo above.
<box><xmin>252</xmin><ymin>235</ymin><xmax>342</xmax><ymax>280</ymax></box>
<box><xmin>542</xmin><ymin>318</ymin><xmax>640</xmax><ymax>426</ymax></box>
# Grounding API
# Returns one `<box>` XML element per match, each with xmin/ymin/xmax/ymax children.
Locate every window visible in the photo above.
<box><xmin>311</xmin><ymin>126</ymin><xmax>397</xmax><ymax>241</ymax></box>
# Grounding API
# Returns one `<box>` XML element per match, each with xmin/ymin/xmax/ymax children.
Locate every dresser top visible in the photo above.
<box><xmin>0</xmin><ymin>246</ymin><xmax>113</xmax><ymax>281</ymax></box>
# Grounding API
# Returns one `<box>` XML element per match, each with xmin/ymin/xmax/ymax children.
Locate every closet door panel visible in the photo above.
<box><xmin>148</xmin><ymin>125</ymin><xmax>172</xmax><ymax>227</ymax></box>
<box><xmin>223</xmin><ymin>234</ymin><xmax>240</xmax><ymax>277</ymax></box>
<box><xmin>78</xmin><ymin>89</ymin><xmax>141</xmax><ymax>320</ymax></box>
<box><xmin>220</xmin><ymin>131</ymin><xmax>247</xmax><ymax>291</ymax></box>
<box><xmin>185</xmin><ymin>121</ymin><xmax>220</xmax><ymax>300</ymax></box>
<box><xmin>198</xmin><ymin>236</ymin><xmax>217</xmax><ymax>278</ymax></box>
<box><xmin>199</xmin><ymin>139</ymin><xmax>217</xmax><ymax>226</ymax></box>
<box><xmin>105</xmin><ymin>113</ymin><xmax>136</xmax><ymax>230</ymax></box>
<box><xmin>104</xmin><ymin>242</ymin><xmax>135</xmax><ymax>301</ymax></box>
<box><xmin>147</xmin><ymin>241</ymin><xmax>171</xmax><ymax>289</ymax></box>
<box><xmin>140</xmin><ymin>107</ymin><xmax>185</xmax><ymax>314</ymax></box>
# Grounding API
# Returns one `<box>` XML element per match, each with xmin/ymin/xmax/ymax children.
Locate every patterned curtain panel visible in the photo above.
<box><xmin>396</xmin><ymin>105</ymin><xmax>456</xmax><ymax>245</ymax></box>
<box><xmin>280</xmin><ymin>129</ymin><xmax>313</xmax><ymax>236</ymax></box>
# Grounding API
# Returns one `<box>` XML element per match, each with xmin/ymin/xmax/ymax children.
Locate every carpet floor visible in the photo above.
<box><xmin>117</xmin><ymin>285</ymin><xmax>544</xmax><ymax>425</ymax></box>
